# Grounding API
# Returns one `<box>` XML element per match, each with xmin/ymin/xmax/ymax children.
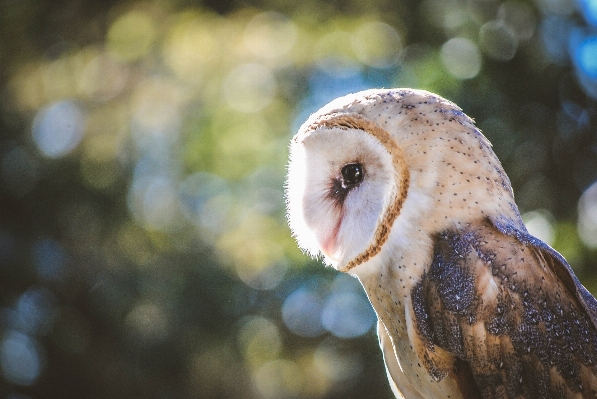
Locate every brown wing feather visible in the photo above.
<box><xmin>492</xmin><ymin>218</ymin><xmax>597</xmax><ymax>330</ymax></box>
<box><xmin>411</xmin><ymin>219</ymin><xmax>597</xmax><ymax>399</ymax></box>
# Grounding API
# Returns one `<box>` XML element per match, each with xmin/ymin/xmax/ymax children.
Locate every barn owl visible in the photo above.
<box><xmin>285</xmin><ymin>89</ymin><xmax>597</xmax><ymax>398</ymax></box>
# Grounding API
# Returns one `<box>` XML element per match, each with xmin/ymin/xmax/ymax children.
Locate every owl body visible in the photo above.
<box><xmin>286</xmin><ymin>89</ymin><xmax>597</xmax><ymax>398</ymax></box>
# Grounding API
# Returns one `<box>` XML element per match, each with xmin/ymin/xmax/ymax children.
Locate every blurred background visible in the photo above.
<box><xmin>0</xmin><ymin>0</ymin><xmax>597</xmax><ymax>397</ymax></box>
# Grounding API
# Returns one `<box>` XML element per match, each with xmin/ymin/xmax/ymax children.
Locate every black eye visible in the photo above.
<box><xmin>341</xmin><ymin>163</ymin><xmax>364</xmax><ymax>187</ymax></box>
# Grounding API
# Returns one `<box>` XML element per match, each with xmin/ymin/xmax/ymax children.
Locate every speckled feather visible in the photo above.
<box><xmin>410</xmin><ymin>220</ymin><xmax>597</xmax><ymax>398</ymax></box>
<box><xmin>285</xmin><ymin>89</ymin><xmax>597</xmax><ymax>398</ymax></box>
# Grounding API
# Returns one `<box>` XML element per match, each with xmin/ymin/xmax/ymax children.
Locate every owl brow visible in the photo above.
<box><xmin>302</xmin><ymin>113</ymin><xmax>410</xmax><ymax>272</ymax></box>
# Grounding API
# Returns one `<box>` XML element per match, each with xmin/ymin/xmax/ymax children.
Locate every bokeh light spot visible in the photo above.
<box><xmin>498</xmin><ymin>1</ymin><xmax>536</xmax><ymax>41</ymax></box>
<box><xmin>522</xmin><ymin>210</ymin><xmax>555</xmax><ymax>246</ymax></box>
<box><xmin>441</xmin><ymin>38</ymin><xmax>482</xmax><ymax>80</ymax></box>
<box><xmin>442</xmin><ymin>8</ymin><xmax>469</xmax><ymax>30</ymax></box>
<box><xmin>235</xmin><ymin>260</ymin><xmax>288</xmax><ymax>291</ymax></box>
<box><xmin>575</xmin><ymin>36</ymin><xmax>597</xmax><ymax>78</ymax></box>
<box><xmin>540</xmin><ymin>16</ymin><xmax>573</xmax><ymax>63</ymax></box>
<box><xmin>253</xmin><ymin>359</ymin><xmax>303</xmax><ymax>399</ymax></box>
<box><xmin>107</xmin><ymin>10</ymin><xmax>156</xmax><ymax>62</ymax></box>
<box><xmin>314</xmin><ymin>30</ymin><xmax>356</xmax><ymax>69</ymax></box>
<box><xmin>124</xmin><ymin>302</ymin><xmax>169</xmax><ymax>344</ymax></box>
<box><xmin>129</xmin><ymin>176</ymin><xmax>179</xmax><ymax>231</ymax></box>
<box><xmin>243</xmin><ymin>12</ymin><xmax>298</xmax><ymax>61</ymax></box>
<box><xmin>179</xmin><ymin>172</ymin><xmax>232</xmax><ymax>235</ymax></box>
<box><xmin>212</xmin><ymin>115</ymin><xmax>274</xmax><ymax>179</ymax></box>
<box><xmin>40</xmin><ymin>54</ymin><xmax>80</xmax><ymax>103</ymax></box>
<box><xmin>238</xmin><ymin>316</ymin><xmax>282</xmax><ymax>368</ymax></box>
<box><xmin>282</xmin><ymin>287</ymin><xmax>325</xmax><ymax>337</ymax></box>
<box><xmin>580</xmin><ymin>0</ymin><xmax>597</xmax><ymax>26</ymax></box>
<box><xmin>479</xmin><ymin>20</ymin><xmax>519</xmax><ymax>61</ymax></box>
<box><xmin>321</xmin><ymin>291</ymin><xmax>375</xmax><ymax>338</ymax></box>
<box><xmin>32</xmin><ymin>239</ymin><xmax>67</xmax><ymax>281</ymax></box>
<box><xmin>131</xmin><ymin>78</ymin><xmax>183</xmax><ymax>137</ymax></box>
<box><xmin>351</xmin><ymin>22</ymin><xmax>402</xmax><ymax>68</ymax></box>
<box><xmin>163</xmin><ymin>11</ymin><xmax>218</xmax><ymax>84</ymax></box>
<box><xmin>32</xmin><ymin>100</ymin><xmax>85</xmax><ymax>158</ymax></box>
<box><xmin>314</xmin><ymin>339</ymin><xmax>363</xmax><ymax>382</ymax></box>
<box><xmin>78</xmin><ymin>50</ymin><xmax>129</xmax><ymax>101</ymax></box>
<box><xmin>217</xmin><ymin>213</ymin><xmax>288</xmax><ymax>289</ymax></box>
<box><xmin>578</xmin><ymin>180</ymin><xmax>597</xmax><ymax>248</ymax></box>
<box><xmin>141</xmin><ymin>177</ymin><xmax>179</xmax><ymax>230</ymax></box>
<box><xmin>223</xmin><ymin>63</ymin><xmax>276</xmax><ymax>113</ymax></box>
<box><xmin>15</xmin><ymin>287</ymin><xmax>58</xmax><ymax>336</ymax></box>
<box><xmin>0</xmin><ymin>331</ymin><xmax>43</xmax><ymax>386</ymax></box>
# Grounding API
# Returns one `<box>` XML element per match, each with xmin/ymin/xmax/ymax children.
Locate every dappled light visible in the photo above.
<box><xmin>440</xmin><ymin>37</ymin><xmax>482</xmax><ymax>79</ymax></box>
<box><xmin>0</xmin><ymin>0</ymin><xmax>596</xmax><ymax>398</ymax></box>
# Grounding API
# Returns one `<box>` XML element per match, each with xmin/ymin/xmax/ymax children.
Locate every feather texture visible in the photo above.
<box><xmin>407</xmin><ymin>219</ymin><xmax>597</xmax><ymax>398</ymax></box>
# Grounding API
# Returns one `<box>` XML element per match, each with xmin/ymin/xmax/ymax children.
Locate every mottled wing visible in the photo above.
<box><xmin>411</xmin><ymin>219</ymin><xmax>597</xmax><ymax>399</ymax></box>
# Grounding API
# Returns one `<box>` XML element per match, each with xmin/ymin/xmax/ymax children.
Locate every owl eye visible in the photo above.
<box><xmin>341</xmin><ymin>163</ymin><xmax>364</xmax><ymax>187</ymax></box>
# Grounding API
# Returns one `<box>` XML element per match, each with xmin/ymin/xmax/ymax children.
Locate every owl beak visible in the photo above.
<box><xmin>320</xmin><ymin>233</ymin><xmax>339</xmax><ymax>262</ymax></box>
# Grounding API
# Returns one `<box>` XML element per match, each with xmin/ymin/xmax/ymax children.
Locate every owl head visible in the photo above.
<box><xmin>286</xmin><ymin>89</ymin><xmax>522</xmax><ymax>273</ymax></box>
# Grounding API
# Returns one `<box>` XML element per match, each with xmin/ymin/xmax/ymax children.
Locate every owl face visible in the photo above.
<box><xmin>287</xmin><ymin>123</ymin><xmax>398</xmax><ymax>267</ymax></box>
<box><xmin>286</xmin><ymin>88</ymin><xmax>520</xmax><ymax>273</ymax></box>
